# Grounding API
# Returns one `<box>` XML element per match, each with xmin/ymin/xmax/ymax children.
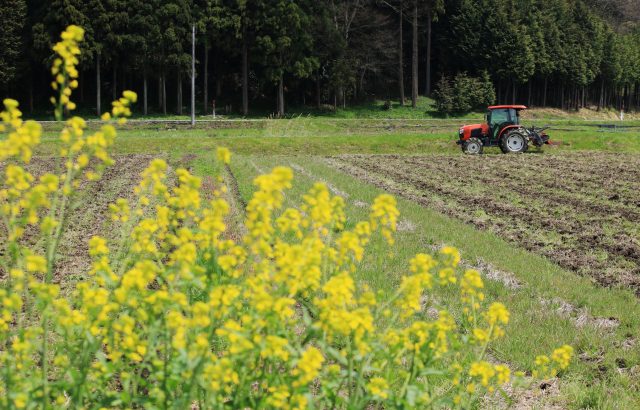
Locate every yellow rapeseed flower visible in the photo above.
<box><xmin>25</xmin><ymin>255</ymin><xmax>46</xmax><ymax>272</ymax></box>
<box><xmin>367</xmin><ymin>377</ymin><xmax>389</xmax><ymax>399</ymax></box>
<box><xmin>216</xmin><ymin>147</ymin><xmax>231</xmax><ymax>164</ymax></box>
<box><xmin>292</xmin><ymin>346</ymin><xmax>324</xmax><ymax>387</ymax></box>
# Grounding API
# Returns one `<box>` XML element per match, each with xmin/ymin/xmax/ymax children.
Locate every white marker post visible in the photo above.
<box><xmin>191</xmin><ymin>24</ymin><xmax>196</xmax><ymax>127</ymax></box>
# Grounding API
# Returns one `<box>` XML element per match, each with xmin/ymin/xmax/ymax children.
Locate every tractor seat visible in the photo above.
<box><xmin>493</xmin><ymin>121</ymin><xmax>514</xmax><ymax>140</ymax></box>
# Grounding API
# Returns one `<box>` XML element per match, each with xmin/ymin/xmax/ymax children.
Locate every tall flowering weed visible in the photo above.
<box><xmin>0</xmin><ymin>26</ymin><xmax>573</xmax><ymax>409</ymax></box>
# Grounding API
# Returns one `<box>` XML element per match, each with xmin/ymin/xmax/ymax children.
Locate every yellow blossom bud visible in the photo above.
<box><xmin>25</xmin><ymin>255</ymin><xmax>47</xmax><ymax>272</ymax></box>
<box><xmin>216</xmin><ymin>147</ymin><xmax>231</xmax><ymax>165</ymax></box>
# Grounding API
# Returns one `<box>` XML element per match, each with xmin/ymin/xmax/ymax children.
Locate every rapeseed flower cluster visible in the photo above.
<box><xmin>0</xmin><ymin>26</ymin><xmax>574</xmax><ymax>409</ymax></box>
<box><xmin>51</xmin><ymin>25</ymin><xmax>84</xmax><ymax>119</ymax></box>
<box><xmin>533</xmin><ymin>345</ymin><xmax>575</xmax><ymax>378</ymax></box>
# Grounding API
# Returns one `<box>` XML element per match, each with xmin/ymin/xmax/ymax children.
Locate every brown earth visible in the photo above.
<box><xmin>54</xmin><ymin>154</ymin><xmax>156</xmax><ymax>284</ymax></box>
<box><xmin>4</xmin><ymin>152</ymin><xmax>246</xmax><ymax>288</ymax></box>
<box><xmin>327</xmin><ymin>153</ymin><xmax>640</xmax><ymax>294</ymax></box>
<box><xmin>1</xmin><ymin>154</ymin><xmax>157</xmax><ymax>285</ymax></box>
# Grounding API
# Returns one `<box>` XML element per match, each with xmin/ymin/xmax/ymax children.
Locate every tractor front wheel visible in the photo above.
<box><xmin>462</xmin><ymin>137</ymin><xmax>483</xmax><ymax>155</ymax></box>
<box><xmin>500</xmin><ymin>130</ymin><xmax>529</xmax><ymax>154</ymax></box>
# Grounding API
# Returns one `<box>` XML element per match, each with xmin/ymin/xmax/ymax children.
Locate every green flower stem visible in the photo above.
<box><xmin>71</xmin><ymin>338</ymin><xmax>101</xmax><ymax>408</ymax></box>
<box><xmin>163</xmin><ymin>324</ymin><xmax>168</xmax><ymax>410</ymax></box>
<box><xmin>398</xmin><ymin>349</ymin><xmax>417</xmax><ymax>402</ymax></box>
<box><xmin>41</xmin><ymin>314</ymin><xmax>48</xmax><ymax>410</ymax></box>
<box><xmin>44</xmin><ymin>161</ymin><xmax>75</xmax><ymax>283</ymax></box>
<box><xmin>347</xmin><ymin>338</ymin><xmax>354</xmax><ymax>402</ymax></box>
<box><xmin>478</xmin><ymin>323</ymin><xmax>495</xmax><ymax>362</ymax></box>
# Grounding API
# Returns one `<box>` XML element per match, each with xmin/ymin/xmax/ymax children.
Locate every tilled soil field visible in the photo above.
<box><xmin>1</xmin><ymin>154</ymin><xmax>157</xmax><ymax>285</ymax></box>
<box><xmin>327</xmin><ymin>153</ymin><xmax>640</xmax><ymax>294</ymax></box>
<box><xmin>54</xmin><ymin>154</ymin><xmax>157</xmax><ymax>283</ymax></box>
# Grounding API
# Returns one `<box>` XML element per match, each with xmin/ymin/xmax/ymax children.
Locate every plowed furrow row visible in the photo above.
<box><xmin>397</xmin><ymin>156</ymin><xmax>640</xmax><ymax>222</ymax></box>
<box><xmin>345</xmin><ymin>156</ymin><xmax>640</xmax><ymax>267</ymax></box>
<box><xmin>329</xmin><ymin>154</ymin><xmax>640</xmax><ymax>293</ymax></box>
<box><xmin>401</xmin><ymin>154</ymin><xmax>640</xmax><ymax>198</ymax></box>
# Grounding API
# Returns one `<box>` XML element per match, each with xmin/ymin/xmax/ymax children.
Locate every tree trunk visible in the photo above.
<box><xmin>610</xmin><ymin>87</ymin><xmax>613</xmax><ymax>109</ymax></box>
<box><xmin>572</xmin><ymin>86</ymin><xmax>576</xmax><ymax>109</ymax></box>
<box><xmin>425</xmin><ymin>7</ymin><xmax>432</xmax><ymax>96</ymax></box>
<box><xmin>316</xmin><ymin>71</ymin><xmax>321</xmax><ymax>109</ymax></box>
<box><xmin>242</xmin><ymin>28</ymin><xmax>249</xmax><ymax>116</ymax></box>
<box><xmin>143</xmin><ymin>71</ymin><xmax>148</xmax><ymax>115</ymax></box>
<box><xmin>398</xmin><ymin>0</ymin><xmax>405</xmax><ymax>106</ymax></box>
<box><xmin>203</xmin><ymin>41</ymin><xmax>209</xmax><ymax>114</ymax></box>
<box><xmin>598</xmin><ymin>79</ymin><xmax>604</xmax><ymax>110</ymax></box>
<box><xmin>29</xmin><ymin>79</ymin><xmax>33</xmax><ymax>113</ymax></box>
<box><xmin>277</xmin><ymin>74</ymin><xmax>285</xmax><ymax>117</ymax></box>
<box><xmin>569</xmin><ymin>87</ymin><xmax>578</xmax><ymax>111</ymax></box>
<box><xmin>411</xmin><ymin>0</ymin><xmax>418</xmax><ymax>108</ymax></box>
<box><xmin>527</xmin><ymin>81</ymin><xmax>532</xmax><ymax>107</ymax></box>
<box><xmin>96</xmin><ymin>54</ymin><xmax>101</xmax><ymax>116</ymax></box>
<box><xmin>162</xmin><ymin>73</ymin><xmax>167</xmax><ymax>115</ymax></box>
<box><xmin>512</xmin><ymin>80</ymin><xmax>516</xmax><ymax>104</ymax></box>
<box><xmin>618</xmin><ymin>87</ymin><xmax>621</xmax><ymax>110</ymax></box>
<box><xmin>112</xmin><ymin>64</ymin><xmax>117</xmax><ymax>101</ymax></box>
<box><xmin>177</xmin><ymin>71</ymin><xmax>183</xmax><ymax>115</ymax></box>
<box><xmin>353</xmin><ymin>80</ymin><xmax>358</xmax><ymax>102</ymax></box>
<box><xmin>158</xmin><ymin>75</ymin><xmax>162</xmax><ymax>109</ymax></box>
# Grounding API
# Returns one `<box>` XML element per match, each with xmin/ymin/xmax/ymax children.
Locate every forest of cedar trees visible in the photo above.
<box><xmin>1</xmin><ymin>0</ymin><xmax>639</xmax><ymax>116</ymax></box>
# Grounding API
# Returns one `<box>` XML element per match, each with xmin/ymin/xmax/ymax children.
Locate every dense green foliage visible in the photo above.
<box><xmin>1</xmin><ymin>0</ymin><xmax>639</xmax><ymax>116</ymax></box>
<box><xmin>434</xmin><ymin>72</ymin><xmax>495</xmax><ymax>114</ymax></box>
<box><xmin>0</xmin><ymin>0</ymin><xmax>26</xmax><ymax>88</ymax></box>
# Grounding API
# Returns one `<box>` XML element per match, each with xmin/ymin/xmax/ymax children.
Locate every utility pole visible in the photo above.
<box><xmin>191</xmin><ymin>24</ymin><xmax>196</xmax><ymax>127</ymax></box>
<box><xmin>411</xmin><ymin>0</ymin><xmax>418</xmax><ymax>108</ymax></box>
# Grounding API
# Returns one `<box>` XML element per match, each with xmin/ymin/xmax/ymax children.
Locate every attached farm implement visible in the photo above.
<box><xmin>456</xmin><ymin>105</ymin><xmax>550</xmax><ymax>154</ymax></box>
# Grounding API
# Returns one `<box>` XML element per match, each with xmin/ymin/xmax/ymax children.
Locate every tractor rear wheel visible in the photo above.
<box><xmin>500</xmin><ymin>130</ymin><xmax>528</xmax><ymax>154</ymax></box>
<box><xmin>462</xmin><ymin>137</ymin><xmax>483</xmax><ymax>155</ymax></box>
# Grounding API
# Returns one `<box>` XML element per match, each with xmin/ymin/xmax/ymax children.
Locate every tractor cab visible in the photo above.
<box><xmin>486</xmin><ymin>105</ymin><xmax>524</xmax><ymax>141</ymax></box>
<box><xmin>457</xmin><ymin>105</ymin><xmax>549</xmax><ymax>154</ymax></box>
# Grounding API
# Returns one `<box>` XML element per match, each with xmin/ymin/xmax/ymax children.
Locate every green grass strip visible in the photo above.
<box><xmin>228</xmin><ymin>153</ymin><xmax>640</xmax><ymax>409</ymax></box>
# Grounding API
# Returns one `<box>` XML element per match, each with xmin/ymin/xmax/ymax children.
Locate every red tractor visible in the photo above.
<box><xmin>456</xmin><ymin>105</ymin><xmax>550</xmax><ymax>154</ymax></box>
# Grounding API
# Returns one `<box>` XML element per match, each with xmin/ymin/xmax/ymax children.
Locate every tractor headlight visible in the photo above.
<box><xmin>458</xmin><ymin>128</ymin><xmax>464</xmax><ymax>136</ymax></box>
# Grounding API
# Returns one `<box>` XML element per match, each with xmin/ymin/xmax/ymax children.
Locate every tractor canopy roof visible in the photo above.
<box><xmin>488</xmin><ymin>105</ymin><xmax>527</xmax><ymax>111</ymax></box>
